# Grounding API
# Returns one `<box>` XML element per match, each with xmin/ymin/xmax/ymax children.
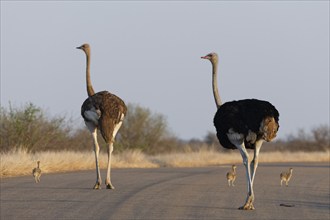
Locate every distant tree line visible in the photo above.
<box><xmin>0</xmin><ymin>103</ymin><xmax>329</xmax><ymax>153</ymax></box>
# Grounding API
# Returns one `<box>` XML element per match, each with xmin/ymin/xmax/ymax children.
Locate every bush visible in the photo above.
<box><xmin>312</xmin><ymin>125</ymin><xmax>330</xmax><ymax>151</ymax></box>
<box><xmin>0</xmin><ymin>103</ymin><xmax>181</xmax><ymax>154</ymax></box>
<box><xmin>116</xmin><ymin>103</ymin><xmax>178</xmax><ymax>154</ymax></box>
<box><xmin>0</xmin><ymin>103</ymin><xmax>71</xmax><ymax>152</ymax></box>
<box><xmin>1</xmin><ymin>102</ymin><xmax>328</xmax><ymax>154</ymax></box>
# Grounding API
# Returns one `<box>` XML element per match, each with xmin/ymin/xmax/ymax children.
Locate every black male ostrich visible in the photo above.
<box><xmin>201</xmin><ymin>52</ymin><xmax>279</xmax><ymax>210</ymax></box>
<box><xmin>77</xmin><ymin>43</ymin><xmax>127</xmax><ymax>190</ymax></box>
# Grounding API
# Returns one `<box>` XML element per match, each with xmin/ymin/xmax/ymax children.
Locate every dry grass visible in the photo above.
<box><xmin>1</xmin><ymin>148</ymin><xmax>329</xmax><ymax>178</ymax></box>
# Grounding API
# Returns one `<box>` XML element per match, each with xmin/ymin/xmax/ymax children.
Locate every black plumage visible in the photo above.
<box><xmin>214</xmin><ymin>99</ymin><xmax>279</xmax><ymax>149</ymax></box>
<box><xmin>202</xmin><ymin>52</ymin><xmax>280</xmax><ymax>210</ymax></box>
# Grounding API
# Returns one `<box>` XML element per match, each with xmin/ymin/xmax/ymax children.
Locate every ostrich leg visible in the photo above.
<box><xmin>250</xmin><ymin>140</ymin><xmax>263</xmax><ymax>185</ymax></box>
<box><xmin>105</xmin><ymin>142</ymin><xmax>115</xmax><ymax>189</ymax></box>
<box><xmin>236</xmin><ymin>142</ymin><xmax>255</xmax><ymax>210</ymax></box>
<box><xmin>105</xmin><ymin>119</ymin><xmax>123</xmax><ymax>189</ymax></box>
<box><xmin>92</xmin><ymin>130</ymin><xmax>102</xmax><ymax>189</ymax></box>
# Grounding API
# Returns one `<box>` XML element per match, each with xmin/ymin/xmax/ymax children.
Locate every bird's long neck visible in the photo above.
<box><xmin>85</xmin><ymin>50</ymin><xmax>95</xmax><ymax>97</ymax></box>
<box><xmin>212</xmin><ymin>61</ymin><xmax>222</xmax><ymax>109</ymax></box>
<box><xmin>37</xmin><ymin>162</ymin><xmax>40</xmax><ymax>168</ymax></box>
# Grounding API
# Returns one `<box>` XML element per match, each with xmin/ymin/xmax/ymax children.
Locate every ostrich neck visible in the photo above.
<box><xmin>85</xmin><ymin>51</ymin><xmax>95</xmax><ymax>97</ymax></box>
<box><xmin>212</xmin><ymin>62</ymin><xmax>222</xmax><ymax>109</ymax></box>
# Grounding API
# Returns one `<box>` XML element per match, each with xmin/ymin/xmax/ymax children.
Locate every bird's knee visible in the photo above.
<box><xmin>94</xmin><ymin>145</ymin><xmax>100</xmax><ymax>152</ymax></box>
<box><xmin>108</xmin><ymin>143</ymin><xmax>114</xmax><ymax>153</ymax></box>
<box><xmin>242</xmin><ymin>155</ymin><xmax>250</xmax><ymax>166</ymax></box>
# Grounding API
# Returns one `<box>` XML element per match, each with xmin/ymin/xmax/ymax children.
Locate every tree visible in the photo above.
<box><xmin>116</xmin><ymin>103</ymin><xmax>172</xmax><ymax>153</ymax></box>
<box><xmin>312</xmin><ymin>125</ymin><xmax>330</xmax><ymax>151</ymax></box>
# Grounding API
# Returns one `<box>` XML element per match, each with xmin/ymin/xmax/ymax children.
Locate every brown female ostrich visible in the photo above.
<box><xmin>77</xmin><ymin>43</ymin><xmax>127</xmax><ymax>189</ymax></box>
<box><xmin>201</xmin><ymin>52</ymin><xmax>279</xmax><ymax>210</ymax></box>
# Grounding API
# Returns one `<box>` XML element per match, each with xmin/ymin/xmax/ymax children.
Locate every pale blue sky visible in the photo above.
<box><xmin>1</xmin><ymin>1</ymin><xmax>329</xmax><ymax>140</ymax></box>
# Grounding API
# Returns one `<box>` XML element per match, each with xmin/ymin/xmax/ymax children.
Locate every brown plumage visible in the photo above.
<box><xmin>77</xmin><ymin>43</ymin><xmax>127</xmax><ymax>190</ymax></box>
<box><xmin>260</xmin><ymin>117</ymin><xmax>278</xmax><ymax>142</ymax></box>
<box><xmin>226</xmin><ymin>165</ymin><xmax>237</xmax><ymax>187</ymax></box>
<box><xmin>280</xmin><ymin>168</ymin><xmax>293</xmax><ymax>186</ymax></box>
<box><xmin>82</xmin><ymin>91</ymin><xmax>127</xmax><ymax>143</ymax></box>
<box><xmin>32</xmin><ymin>161</ymin><xmax>41</xmax><ymax>183</ymax></box>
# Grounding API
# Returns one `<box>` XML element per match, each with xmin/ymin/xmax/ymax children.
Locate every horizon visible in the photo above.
<box><xmin>1</xmin><ymin>1</ymin><xmax>329</xmax><ymax>140</ymax></box>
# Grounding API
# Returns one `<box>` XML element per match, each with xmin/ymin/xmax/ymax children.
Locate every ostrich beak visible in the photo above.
<box><xmin>76</xmin><ymin>46</ymin><xmax>82</xmax><ymax>49</ymax></box>
<box><xmin>201</xmin><ymin>56</ymin><xmax>209</xmax><ymax>59</ymax></box>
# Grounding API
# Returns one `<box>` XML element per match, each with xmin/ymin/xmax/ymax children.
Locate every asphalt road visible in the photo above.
<box><xmin>1</xmin><ymin>163</ymin><xmax>329</xmax><ymax>220</ymax></box>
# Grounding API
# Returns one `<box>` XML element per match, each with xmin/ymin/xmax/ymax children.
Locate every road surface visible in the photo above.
<box><xmin>1</xmin><ymin>163</ymin><xmax>329</xmax><ymax>219</ymax></box>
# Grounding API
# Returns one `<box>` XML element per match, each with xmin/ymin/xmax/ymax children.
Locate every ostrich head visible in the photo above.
<box><xmin>232</xmin><ymin>165</ymin><xmax>237</xmax><ymax>170</ymax></box>
<box><xmin>201</xmin><ymin>52</ymin><xmax>218</xmax><ymax>64</ymax></box>
<box><xmin>76</xmin><ymin>43</ymin><xmax>90</xmax><ymax>54</ymax></box>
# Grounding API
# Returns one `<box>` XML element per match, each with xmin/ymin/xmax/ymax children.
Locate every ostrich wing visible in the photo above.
<box><xmin>82</xmin><ymin>91</ymin><xmax>127</xmax><ymax>143</ymax></box>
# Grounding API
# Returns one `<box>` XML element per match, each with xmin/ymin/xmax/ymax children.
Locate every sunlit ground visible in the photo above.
<box><xmin>1</xmin><ymin>148</ymin><xmax>329</xmax><ymax>178</ymax></box>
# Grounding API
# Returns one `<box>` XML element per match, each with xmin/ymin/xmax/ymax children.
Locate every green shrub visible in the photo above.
<box><xmin>0</xmin><ymin>103</ymin><xmax>70</xmax><ymax>152</ymax></box>
<box><xmin>116</xmin><ymin>103</ymin><xmax>177</xmax><ymax>154</ymax></box>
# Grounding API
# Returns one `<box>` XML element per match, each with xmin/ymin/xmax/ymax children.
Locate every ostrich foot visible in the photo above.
<box><xmin>239</xmin><ymin>196</ymin><xmax>255</xmax><ymax>210</ymax></box>
<box><xmin>106</xmin><ymin>184</ymin><xmax>115</xmax><ymax>189</ymax></box>
<box><xmin>93</xmin><ymin>182</ymin><xmax>101</xmax><ymax>189</ymax></box>
<box><xmin>238</xmin><ymin>203</ymin><xmax>255</xmax><ymax>210</ymax></box>
<box><xmin>106</xmin><ymin>181</ymin><xmax>115</xmax><ymax>189</ymax></box>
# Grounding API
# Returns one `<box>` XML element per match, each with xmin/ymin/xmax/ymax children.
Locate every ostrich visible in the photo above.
<box><xmin>201</xmin><ymin>52</ymin><xmax>279</xmax><ymax>210</ymax></box>
<box><xmin>280</xmin><ymin>168</ymin><xmax>293</xmax><ymax>186</ymax></box>
<box><xmin>226</xmin><ymin>165</ymin><xmax>237</xmax><ymax>187</ymax></box>
<box><xmin>32</xmin><ymin>161</ymin><xmax>41</xmax><ymax>183</ymax></box>
<box><xmin>77</xmin><ymin>43</ymin><xmax>127</xmax><ymax>189</ymax></box>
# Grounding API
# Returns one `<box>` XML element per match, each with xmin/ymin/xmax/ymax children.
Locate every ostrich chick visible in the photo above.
<box><xmin>226</xmin><ymin>165</ymin><xmax>237</xmax><ymax>186</ymax></box>
<box><xmin>280</xmin><ymin>168</ymin><xmax>293</xmax><ymax>186</ymax></box>
<box><xmin>32</xmin><ymin>161</ymin><xmax>42</xmax><ymax>183</ymax></box>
